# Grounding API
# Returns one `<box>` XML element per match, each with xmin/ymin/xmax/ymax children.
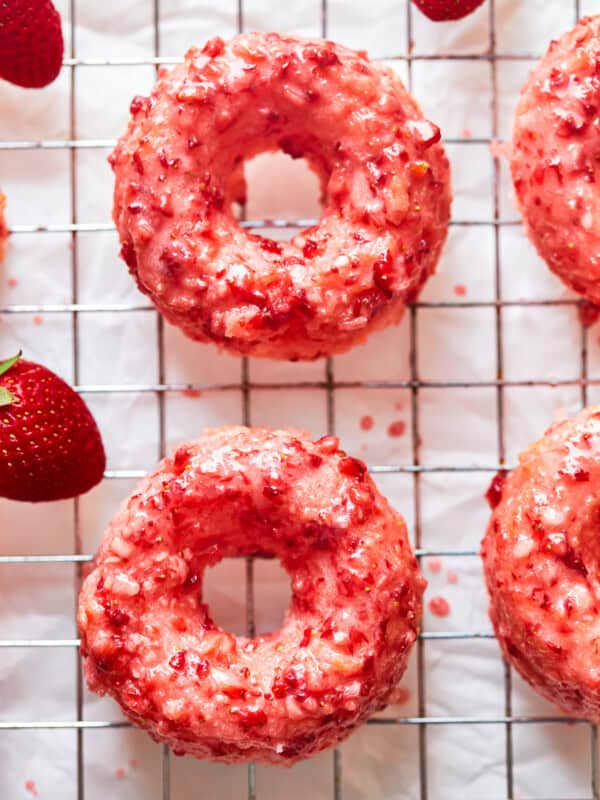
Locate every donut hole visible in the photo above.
<box><xmin>236</xmin><ymin>151</ymin><xmax>322</xmax><ymax>241</ymax></box>
<box><xmin>202</xmin><ymin>556</ymin><xmax>292</xmax><ymax>637</ymax></box>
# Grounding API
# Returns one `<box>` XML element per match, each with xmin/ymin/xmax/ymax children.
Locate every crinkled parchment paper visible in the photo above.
<box><xmin>2</xmin><ymin>0</ymin><xmax>600</xmax><ymax>797</ymax></box>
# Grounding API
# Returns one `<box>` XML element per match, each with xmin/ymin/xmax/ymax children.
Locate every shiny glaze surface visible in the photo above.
<box><xmin>482</xmin><ymin>407</ymin><xmax>600</xmax><ymax>719</ymax></box>
<box><xmin>512</xmin><ymin>16</ymin><xmax>600</xmax><ymax>302</ymax></box>
<box><xmin>111</xmin><ymin>32</ymin><xmax>451</xmax><ymax>359</ymax></box>
<box><xmin>78</xmin><ymin>427</ymin><xmax>425</xmax><ymax>763</ymax></box>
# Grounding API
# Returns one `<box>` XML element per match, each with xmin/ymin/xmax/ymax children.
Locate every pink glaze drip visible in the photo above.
<box><xmin>427</xmin><ymin>596</ymin><xmax>450</xmax><ymax>617</ymax></box>
<box><xmin>447</xmin><ymin>570</ymin><xmax>458</xmax><ymax>585</ymax></box>
<box><xmin>389</xmin><ymin>685</ymin><xmax>410</xmax><ymax>705</ymax></box>
<box><xmin>426</xmin><ymin>557</ymin><xmax>442</xmax><ymax>574</ymax></box>
<box><xmin>360</xmin><ymin>415</ymin><xmax>374</xmax><ymax>431</ymax></box>
<box><xmin>579</xmin><ymin>301</ymin><xmax>600</xmax><ymax>328</ymax></box>
<box><xmin>388</xmin><ymin>420</ymin><xmax>406</xmax><ymax>438</ymax></box>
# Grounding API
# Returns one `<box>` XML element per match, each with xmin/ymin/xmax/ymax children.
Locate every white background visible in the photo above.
<box><xmin>2</xmin><ymin>0</ymin><xmax>600</xmax><ymax>797</ymax></box>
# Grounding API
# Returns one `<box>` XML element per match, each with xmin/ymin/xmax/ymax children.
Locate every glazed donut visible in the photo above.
<box><xmin>482</xmin><ymin>407</ymin><xmax>600</xmax><ymax>719</ymax></box>
<box><xmin>78</xmin><ymin>427</ymin><xmax>424</xmax><ymax>764</ymax></box>
<box><xmin>512</xmin><ymin>16</ymin><xmax>600</xmax><ymax>303</ymax></box>
<box><xmin>111</xmin><ymin>32</ymin><xmax>451</xmax><ymax>360</ymax></box>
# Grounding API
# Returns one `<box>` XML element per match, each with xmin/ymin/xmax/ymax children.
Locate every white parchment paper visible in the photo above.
<box><xmin>2</xmin><ymin>0</ymin><xmax>600</xmax><ymax>797</ymax></box>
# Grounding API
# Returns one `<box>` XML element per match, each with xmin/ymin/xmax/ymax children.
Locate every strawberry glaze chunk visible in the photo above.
<box><xmin>482</xmin><ymin>407</ymin><xmax>600</xmax><ymax>719</ymax></box>
<box><xmin>485</xmin><ymin>471</ymin><xmax>506</xmax><ymax>509</ymax></box>
<box><xmin>111</xmin><ymin>32</ymin><xmax>450</xmax><ymax>360</ymax></box>
<box><xmin>78</xmin><ymin>426</ymin><xmax>424</xmax><ymax>765</ymax></box>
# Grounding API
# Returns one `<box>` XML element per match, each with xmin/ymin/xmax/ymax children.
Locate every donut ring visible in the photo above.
<box><xmin>482</xmin><ymin>407</ymin><xmax>600</xmax><ymax>719</ymax></box>
<box><xmin>511</xmin><ymin>16</ymin><xmax>600</xmax><ymax>303</ymax></box>
<box><xmin>111</xmin><ymin>32</ymin><xmax>451</xmax><ymax>360</ymax></box>
<box><xmin>77</xmin><ymin>427</ymin><xmax>425</xmax><ymax>764</ymax></box>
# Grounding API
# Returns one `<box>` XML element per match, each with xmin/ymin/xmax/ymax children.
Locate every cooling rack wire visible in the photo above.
<box><xmin>1</xmin><ymin>0</ymin><xmax>599</xmax><ymax>798</ymax></box>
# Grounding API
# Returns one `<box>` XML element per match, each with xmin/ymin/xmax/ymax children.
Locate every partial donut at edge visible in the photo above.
<box><xmin>511</xmin><ymin>15</ymin><xmax>600</xmax><ymax>303</ymax></box>
<box><xmin>482</xmin><ymin>406</ymin><xmax>600</xmax><ymax>719</ymax></box>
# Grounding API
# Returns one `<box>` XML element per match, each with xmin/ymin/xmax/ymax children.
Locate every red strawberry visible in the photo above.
<box><xmin>411</xmin><ymin>0</ymin><xmax>486</xmax><ymax>21</ymax></box>
<box><xmin>0</xmin><ymin>0</ymin><xmax>64</xmax><ymax>88</ymax></box>
<box><xmin>0</xmin><ymin>353</ymin><xmax>106</xmax><ymax>502</ymax></box>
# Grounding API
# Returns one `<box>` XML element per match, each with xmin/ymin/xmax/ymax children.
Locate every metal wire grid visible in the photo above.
<box><xmin>1</xmin><ymin>0</ymin><xmax>598</xmax><ymax>798</ymax></box>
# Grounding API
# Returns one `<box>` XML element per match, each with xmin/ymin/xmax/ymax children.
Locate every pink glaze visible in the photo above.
<box><xmin>512</xmin><ymin>17</ymin><xmax>600</xmax><ymax>303</ymax></box>
<box><xmin>78</xmin><ymin>426</ymin><xmax>425</xmax><ymax>765</ymax></box>
<box><xmin>0</xmin><ymin>193</ymin><xmax>7</xmax><ymax>264</ymax></box>
<box><xmin>482</xmin><ymin>407</ymin><xmax>600</xmax><ymax>719</ymax></box>
<box><xmin>579</xmin><ymin>300</ymin><xmax>600</xmax><ymax>328</ymax></box>
<box><xmin>427</xmin><ymin>596</ymin><xmax>450</xmax><ymax>617</ymax></box>
<box><xmin>490</xmin><ymin>140</ymin><xmax>511</xmax><ymax>161</ymax></box>
<box><xmin>389</xmin><ymin>685</ymin><xmax>410</xmax><ymax>705</ymax></box>
<box><xmin>387</xmin><ymin>420</ymin><xmax>406</xmax><ymax>438</ymax></box>
<box><xmin>359</xmin><ymin>415</ymin><xmax>374</xmax><ymax>432</ymax></box>
<box><xmin>447</xmin><ymin>569</ymin><xmax>458</xmax><ymax>585</ymax></box>
<box><xmin>111</xmin><ymin>32</ymin><xmax>451</xmax><ymax>360</ymax></box>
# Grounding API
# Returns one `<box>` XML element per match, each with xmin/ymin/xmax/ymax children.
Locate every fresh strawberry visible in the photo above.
<box><xmin>0</xmin><ymin>0</ymin><xmax>64</xmax><ymax>89</ymax></box>
<box><xmin>411</xmin><ymin>0</ymin><xmax>486</xmax><ymax>21</ymax></box>
<box><xmin>0</xmin><ymin>353</ymin><xmax>106</xmax><ymax>502</ymax></box>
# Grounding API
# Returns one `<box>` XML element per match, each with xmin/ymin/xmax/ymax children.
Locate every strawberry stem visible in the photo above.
<box><xmin>0</xmin><ymin>351</ymin><xmax>21</xmax><ymax>378</ymax></box>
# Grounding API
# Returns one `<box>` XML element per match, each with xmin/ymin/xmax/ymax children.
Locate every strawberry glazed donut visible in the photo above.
<box><xmin>78</xmin><ymin>427</ymin><xmax>425</xmax><ymax>764</ymax></box>
<box><xmin>512</xmin><ymin>16</ymin><xmax>600</xmax><ymax>303</ymax></box>
<box><xmin>482</xmin><ymin>407</ymin><xmax>600</xmax><ymax>719</ymax></box>
<box><xmin>111</xmin><ymin>32</ymin><xmax>451</xmax><ymax>360</ymax></box>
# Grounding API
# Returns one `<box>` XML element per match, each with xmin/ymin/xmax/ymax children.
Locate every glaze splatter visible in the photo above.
<box><xmin>428</xmin><ymin>596</ymin><xmax>450</xmax><ymax>617</ymax></box>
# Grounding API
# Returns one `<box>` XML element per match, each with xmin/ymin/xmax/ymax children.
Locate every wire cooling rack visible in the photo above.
<box><xmin>2</xmin><ymin>0</ymin><xmax>600</xmax><ymax>798</ymax></box>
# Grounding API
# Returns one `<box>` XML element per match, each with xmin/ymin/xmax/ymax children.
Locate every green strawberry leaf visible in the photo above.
<box><xmin>0</xmin><ymin>351</ymin><xmax>22</xmax><ymax>379</ymax></box>
<box><xmin>0</xmin><ymin>352</ymin><xmax>21</xmax><ymax>408</ymax></box>
<box><xmin>0</xmin><ymin>387</ymin><xmax>16</xmax><ymax>407</ymax></box>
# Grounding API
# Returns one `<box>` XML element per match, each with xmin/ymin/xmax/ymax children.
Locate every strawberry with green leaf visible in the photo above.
<box><xmin>0</xmin><ymin>353</ymin><xmax>106</xmax><ymax>502</ymax></box>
